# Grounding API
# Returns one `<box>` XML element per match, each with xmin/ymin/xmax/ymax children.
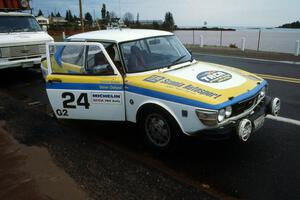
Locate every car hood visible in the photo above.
<box><xmin>126</xmin><ymin>61</ymin><xmax>266</xmax><ymax>109</ymax></box>
<box><xmin>0</xmin><ymin>32</ymin><xmax>53</xmax><ymax>47</ymax></box>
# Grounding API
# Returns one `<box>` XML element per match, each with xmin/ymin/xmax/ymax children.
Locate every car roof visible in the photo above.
<box><xmin>68</xmin><ymin>29</ymin><xmax>174</xmax><ymax>43</ymax></box>
<box><xmin>0</xmin><ymin>12</ymin><xmax>33</xmax><ymax>17</ymax></box>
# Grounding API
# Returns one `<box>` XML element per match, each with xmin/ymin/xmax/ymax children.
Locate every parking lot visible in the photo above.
<box><xmin>0</xmin><ymin>54</ymin><xmax>299</xmax><ymax>200</ymax></box>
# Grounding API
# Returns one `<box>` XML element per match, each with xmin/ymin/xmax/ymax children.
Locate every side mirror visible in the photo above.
<box><xmin>188</xmin><ymin>50</ymin><xmax>194</xmax><ymax>61</ymax></box>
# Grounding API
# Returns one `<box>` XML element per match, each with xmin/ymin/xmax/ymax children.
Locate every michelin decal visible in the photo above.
<box><xmin>92</xmin><ymin>92</ymin><xmax>122</xmax><ymax>104</ymax></box>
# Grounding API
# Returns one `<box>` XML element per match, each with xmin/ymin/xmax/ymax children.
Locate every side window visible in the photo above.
<box><xmin>86</xmin><ymin>45</ymin><xmax>114</xmax><ymax>75</ymax></box>
<box><xmin>61</xmin><ymin>46</ymin><xmax>84</xmax><ymax>66</ymax></box>
<box><xmin>51</xmin><ymin>45</ymin><xmax>85</xmax><ymax>74</ymax></box>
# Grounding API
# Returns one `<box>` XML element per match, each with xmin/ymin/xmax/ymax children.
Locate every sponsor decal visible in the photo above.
<box><xmin>197</xmin><ymin>71</ymin><xmax>232</xmax><ymax>83</ymax></box>
<box><xmin>91</xmin><ymin>92</ymin><xmax>122</xmax><ymax>104</ymax></box>
<box><xmin>143</xmin><ymin>75</ymin><xmax>221</xmax><ymax>99</ymax></box>
<box><xmin>98</xmin><ymin>84</ymin><xmax>123</xmax><ymax>91</ymax></box>
<box><xmin>143</xmin><ymin>75</ymin><xmax>165</xmax><ymax>83</ymax></box>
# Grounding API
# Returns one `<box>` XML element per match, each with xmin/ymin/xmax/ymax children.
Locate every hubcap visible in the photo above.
<box><xmin>145</xmin><ymin>113</ymin><xmax>171</xmax><ymax>147</ymax></box>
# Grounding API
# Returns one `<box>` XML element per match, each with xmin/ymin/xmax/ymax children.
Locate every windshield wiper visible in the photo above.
<box><xmin>167</xmin><ymin>55</ymin><xmax>186</xmax><ymax>68</ymax></box>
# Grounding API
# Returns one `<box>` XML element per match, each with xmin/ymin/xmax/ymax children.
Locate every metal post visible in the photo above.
<box><xmin>192</xmin><ymin>29</ymin><xmax>195</xmax><ymax>45</ymax></box>
<box><xmin>295</xmin><ymin>40</ymin><xmax>300</xmax><ymax>56</ymax></box>
<box><xmin>220</xmin><ymin>30</ymin><xmax>223</xmax><ymax>46</ymax></box>
<box><xmin>257</xmin><ymin>29</ymin><xmax>261</xmax><ymax>51</ymax></box>
<box><xmin>79</xmin><ymin>0</ymin><xmax>84</xmax><ymax>32</ymax></box>
<box><xmin>200</xmin><ymin>35</ymin><xmax>204</xmax><ymax>48</ymax></box>
<box><xmin>62</xmin><ymin>32</ymin><xmax>66</xmax><ymax>40</ymax></box>
<box><xmin>241</xmin><ymin>37</ymin><xmax>246</xmax><ymax>51</ymax></box>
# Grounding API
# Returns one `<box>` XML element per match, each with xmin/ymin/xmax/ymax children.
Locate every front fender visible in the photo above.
<box><xmin>135</xmin><ymin>100</ymin><xmax>186</xmax><ymax>134</ymax></box>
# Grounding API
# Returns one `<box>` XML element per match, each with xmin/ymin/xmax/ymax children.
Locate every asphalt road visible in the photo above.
<box><xmin>0</xmin><ymin>55</ymin><xmax>300</xmax><ymax>200</ymax></box>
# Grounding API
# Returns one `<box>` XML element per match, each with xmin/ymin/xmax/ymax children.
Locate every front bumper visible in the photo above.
<box><xmin>192</xmin><ymin>96</ymin><xmax>280</xmax><ymax>140</ymax></box>
<box><xmin>0</xmin><ymin>57</ymin><xmax>42</xmax><ymax>69</ymax></box>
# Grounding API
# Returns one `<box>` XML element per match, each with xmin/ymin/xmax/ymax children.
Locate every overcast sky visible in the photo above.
<box><xmin>31</xmin><ymin>0</ymin><xmax>300</xmax><ymax>27</ymax></box>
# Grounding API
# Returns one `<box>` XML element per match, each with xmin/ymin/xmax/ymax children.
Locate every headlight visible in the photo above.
<box><xmin>0</xmin><ymin>47</ymin><xmax>9</xmax><ymax>58</ymax></box>
<box><xmin>195</xmin><ymin>109</ymin><xmax>218</xmax><ymax>126</ymax></box>
<box><xmin>218</xmin><ymin>109</ymin><xmax>226</xmax><ymax>122</ymax></box>
<box><xmin>225</xmin><ymin>106</ymin><xmax>232</xmax><ymax>117</ymax></box>
<box><xmin>259</xmin><ymin>87</ymin><xmax>266</xmax><ymax>99</ymax></box>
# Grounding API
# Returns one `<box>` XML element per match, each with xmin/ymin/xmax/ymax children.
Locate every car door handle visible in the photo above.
<box><xmin>48</xmin><ymin>78</ymin><xmax>62</xmax><ymax>83</ymax></box>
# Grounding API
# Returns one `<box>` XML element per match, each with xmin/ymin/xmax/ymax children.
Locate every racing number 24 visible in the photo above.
<box><xmin>56</xmin><ymin>92</ymin><xmax>90</xmax><ymax>117</ymax></box>
<box><xmin>62</xmin><ymin>92</ymin><xmax>90</xmax><ymax>109</ymax></box>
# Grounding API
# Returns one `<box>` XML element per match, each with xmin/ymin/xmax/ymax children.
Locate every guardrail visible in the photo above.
<box><xmin>175</xmin><ymin>29</ymin><xmax>300</xmax><ymax>55</ymax></box>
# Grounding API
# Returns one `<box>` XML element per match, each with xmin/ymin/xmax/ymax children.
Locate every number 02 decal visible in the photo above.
<box><xmin>62</xmin><ymin>92</ymin><xmax>90</xmax><ymax>109</ymax></box>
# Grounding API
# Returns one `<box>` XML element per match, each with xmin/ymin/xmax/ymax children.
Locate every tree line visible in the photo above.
<box><xmin>36</xmin><ymin>3</ymin><xmax>176</xmax><ymax>31</ymax></box>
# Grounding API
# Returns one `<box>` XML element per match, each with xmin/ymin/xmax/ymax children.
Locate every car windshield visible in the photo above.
<box><xmin>0</xmin><ymin>16</ymin><xmax>42</xmax><ymax>33</ymax></box>
<box><xmin>120</xmin><ymin>35</ymin><xmax>192</xmax><ymax>73</ymax></box>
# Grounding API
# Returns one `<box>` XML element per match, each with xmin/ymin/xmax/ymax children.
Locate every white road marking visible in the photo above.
<box><xmin>266</xmin><ymin>115</ymin><xmax>300</xmax><ymax>126</ymax></box>
<box><xmin>193</xmin><ymin>52</ymin><xmax>300</xmax><ymax>65</ymax></box>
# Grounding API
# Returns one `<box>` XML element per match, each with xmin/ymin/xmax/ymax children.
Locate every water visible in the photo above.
<box><xmin>174</xmin><ymin>28</ymin><xmax>300</xmax><ymax>54</ymax></box>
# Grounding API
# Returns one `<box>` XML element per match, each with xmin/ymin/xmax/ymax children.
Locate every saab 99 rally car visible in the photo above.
<box><xmin>41</xmin><ymin>29</ymin><xmax>281</xmax><ymax>152</ymax></box>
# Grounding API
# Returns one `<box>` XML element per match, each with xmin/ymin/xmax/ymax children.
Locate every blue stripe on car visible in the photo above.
<box><xmin>46</xmin><ymin>80</ymin><xmax>267</xmax><ymax>110</ymax></box>
<box><xmin>46</xmin><ymin>82</ymin><xmax>124</xmax><ymax>91</ymax></box>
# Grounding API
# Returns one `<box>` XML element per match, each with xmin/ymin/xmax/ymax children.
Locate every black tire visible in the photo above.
<box><xmin>138</xmin><ymin>107</ymin><xmax>182</xmax><ymax>153</ymax></box>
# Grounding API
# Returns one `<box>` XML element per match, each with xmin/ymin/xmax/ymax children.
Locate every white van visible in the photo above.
<box><xmin>0</xmin><ymin>12</ymin><xmax>53</xmax><ymax>69</ymax></box>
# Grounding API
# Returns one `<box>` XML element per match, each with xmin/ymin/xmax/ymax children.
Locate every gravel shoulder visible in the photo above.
<box><xmin>0</xmin><ymin>91</ymin><xmax>216</xmax><ymax>200</ymax></box>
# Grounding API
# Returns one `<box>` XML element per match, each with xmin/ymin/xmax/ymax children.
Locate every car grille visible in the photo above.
<box><xmin>1</xmin><ymin>44</ymin><xmax>46</xmax><ymax>58</ymax></box>
<box><xmin>232</xmin><ymin>94</ymin><xmax>259</xmax><ymax>116</ymax></box>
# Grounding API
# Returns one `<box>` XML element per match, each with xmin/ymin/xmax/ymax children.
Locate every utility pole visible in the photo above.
<box><xmin>79</xmin><ymin>0</ymin><xmax>84</xmax><ymax>32</ymax></box>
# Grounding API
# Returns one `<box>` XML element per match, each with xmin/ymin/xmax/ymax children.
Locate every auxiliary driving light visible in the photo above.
<box><xmin>237</xmin><ymin>119</ymin><xmax>252</xmax><ymax>142</ymax></box>
<box><xmin>270</xmin><ymin>97</ymin><xmax>281</xmax><ymax>116</ymax></box>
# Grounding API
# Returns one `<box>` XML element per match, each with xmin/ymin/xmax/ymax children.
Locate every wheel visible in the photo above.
<box><xmin>138</xmin><ymin>108</ymin><xmax>182</xmax><ymax>153</ymax></box>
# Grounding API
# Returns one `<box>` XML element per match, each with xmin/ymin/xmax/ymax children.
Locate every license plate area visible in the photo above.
<box><xmin>253</xmin><ymin>114</ymin><xmax>265</xmax><ymax>131</ymax></box>
<box><xmin>22</xmin><ymin>62</ymin><xmax>34</xmax><ymax>68</ymax></box>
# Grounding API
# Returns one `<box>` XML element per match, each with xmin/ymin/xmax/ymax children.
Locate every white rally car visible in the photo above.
<box><xmin>41</xmin><ymin>29</ymin><xmax>280</xmax><ymax>152</ymax></box>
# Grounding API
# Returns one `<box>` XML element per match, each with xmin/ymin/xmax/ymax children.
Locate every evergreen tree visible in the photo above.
<box><xmin>37</xmin><ymin>9</ymin><xmax>43</xmax><ymax>16</ymax></box>
<box><xmin>163</xmin><ymin>12</ymin><xmax>175</xmax><ymax>31</ymax></box>
<box><xmin>56</xmin><ymin>12</ymin><xmax>61</xmax><ymax>17</ymax></box>
<box><xmin>106</xmin><ymin>11</ymin><xmax>110</xmax><ymax>22</ymax></box>
<box><xmin>101</xmin><ymin>4</ymin><xmax>106</xmax><ymax>19</ymax></box>
<box><xmin>65</xmin><ymin>10</ymin><xmax>74</xmax><ymax>22</ymax></box>
<box><xmin>136</xmin><ymin>13</ymin><xmax>140</xmax><ymax>24</ymax></box>
<box><xmin>65</xmin><ymin>10</ymin><xmax>69</xmax><ymax>20</ymax></box>
<box><xmin>85</xmin><ymin>12</ymin><xmax>93</xmax><ymax>24</ymax></box>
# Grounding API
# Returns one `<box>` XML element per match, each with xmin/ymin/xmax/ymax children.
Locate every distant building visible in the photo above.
<box><xmin>139</xmin><ymin>20</ymin><xmax>163</xmax><ymax>25</ymax></box>
<box><xmin>36</xmin><ymin>16</ymin><xmax>49</xmax><ymax>25</ymax></box>
<box><xmin>50</xmin><ymin>17</ymin><xmax>68</xmax><ymax>25</ymax></box>
<box><xmin>35</xmin><ymin>16</ymin><xmax>49</xmax><ymax>31</ymax></box>
<box><xmin>107</xmin><ymin>19</ymin><xmax>127</xmax><ymax>29</ymax></box>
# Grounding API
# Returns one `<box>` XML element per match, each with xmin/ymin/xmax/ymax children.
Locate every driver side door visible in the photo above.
<box><xmin>45</xmin><ymin>42</ymin><xmax>125</xmax><ymax>121</ymax></box>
